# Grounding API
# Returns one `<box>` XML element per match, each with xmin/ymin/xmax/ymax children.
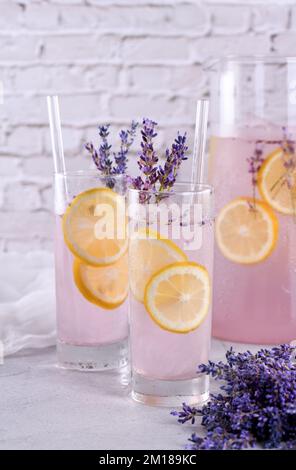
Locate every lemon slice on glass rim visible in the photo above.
<box><xmin>63</xmin><ymin>187</ymin><xmax>127</xmax><ymax>266</ymax></box>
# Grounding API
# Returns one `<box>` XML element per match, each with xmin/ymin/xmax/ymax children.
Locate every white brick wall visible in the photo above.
<box><xmin>0</xmin><ymin>0</ymin><xmax>294</xmax><ymax>252</ymax></box>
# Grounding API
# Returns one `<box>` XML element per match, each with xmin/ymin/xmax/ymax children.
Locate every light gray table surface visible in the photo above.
<box><xmin>1</xmin><ymin>340</ymin><xmax>259</xmax><ymax>450</ymax></box>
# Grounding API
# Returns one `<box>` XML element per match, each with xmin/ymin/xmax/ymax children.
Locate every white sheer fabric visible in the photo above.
<box><xmin>0</xmin><ymin>251</ymin><xmax>56</xmax><ymax>356</ymax></box>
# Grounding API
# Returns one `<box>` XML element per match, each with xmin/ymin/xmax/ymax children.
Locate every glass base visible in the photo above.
<box><xmin>131</xmin><ymin>371</ymin><xmax>209</xmax><ymax>407</ymax></box>
<box><xmin>57</xmin><ymin>338</ymin><xmax>128</xmax><ymax>371</ymax></box>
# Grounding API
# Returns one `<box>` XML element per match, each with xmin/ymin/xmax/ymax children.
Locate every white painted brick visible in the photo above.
<box><xmin>289</xmin><ymin>6</ymin><xmax>296</xmax><ymax>30</ymax></box>
<box><xmin>192</xmin><ymin>34</ymin><xmax>271</xmax><ymax>61</ymax></box>
<box><xmin>0</xmin><ymin>156</ymin><xmax>22</xmax><ymax>177</ymax></box>
<box><xmin>23</xmin><ymin>4</ymin><xmax>59</xmax><ymax>29</ymax></box>
<box><xmin>203</xmin><ymin>0</ymin><xmax>294</xmax><ymax>4</ymax></box>
<box><xmin>40</xmin><ymin>186</ymin><xmax>53</xmax><ymax>212</ymax></box>
<box><xmin>252</xmin><ymin>5</ymin><xmax>289</xmax><ymax>33</ymax></box>
<box><xmin>170</xmin><ymin>64</ymin><xmax>207</xmax><ymax>92</ymax></box>
<box><xmin>44</xmin><ymin>125</ymin><xmax>84</xmax><ymax>157</ymax></box>
<box><xmin>23</xmin><ymin>157</ymin><xmax>54</xmax><ymax>178</ymax></box>
<box><xmin>50</xmin><ymin>0</ymin><xmax>83</xmax><ymax>4</ymax></box>
<box><xmin>210</xmin><ymin>6</ymin><xmax>250</xmax><ymax>34</ymax></box>
<box><xmin>0</xmin><ymin>238</ymin><xmax>5</xmax><ymax>252</ymax></box>
<box><xmin>3</xmin><ymin>182</ymin><xmax>42</xmax><ymax>211</ymax></box>
<box><xmin>6</xmin><ymin>126</ymin><xmax>43</xmax><ymax>155</ymax></box>
<box><xmin>58</xmin><ymin>94</ymin><xmax>105</xmax><ymax>123</ymax></box>
<box><xmin>3</xmin><ymin>96</ymin><xmax>47</xmax><ymax>125</ymax></box>
<box><xmin>109</xmin><ymin>94</ymin><xmax>190</xmax><ymax>122</ymax></box>
<box><xmin>66</xmin><ymin>155</ymin><xmax>96</xmax><ymax>172</ymax></box>
<box><xmin>173</xmin><ymin>3</ymin><xmax>209</xmax><ymax>33</ymax></box>
<box><xmin>129</xmin><ymin>66</ymin><xmax>170</xmax><ymax>90</ymax></box>
<box><xmin>0</xmin><ymin>35</ymin><xmax>43</xmax><ymax>61</ymax></box>
<box><xmin>11</xmin><ymin>66</ymin><xmax>51</xmax><ymax>92</ymax></box>
<box><xmin>12</xmin><ymin>64</ymin><xmax>118</xmax><ymax>93</ymax></box>
<box><xmin>0</xmin><ymin>2</ymin><xmax>22</xmax><ymax>30</ymax></box>
<box><xmin>122</xmin><ymin>37</ymin><xmax>190</xmax><ymax>62</ymax></box>
<box><xmin>43</xmin><ymin>34</ymin><xmax>121</xmax><ymax>61</ymax></box>
<box><xmin>129</xmin><ymin>64</ymin><xmax>206</xmax><ymax>93</ymax></box>
<box><xmin>273</xmin><ymin>33</ymin><xmax>296</xmax><ymax>53</ymax></box>
<box><xmin>57</xmin><ymin>5</ymin><xmax>99</xmax><ymax>29</ymax></box>
<box><xmin>85</xmin><ymin>64</ymin><xmax>120</xmax><ymax>89</ymax></box>
<box><xmin>0</xmin><ymin>67</ymin><xmax>14</xmax><ymax>97</ymax></box>
<box><xmin>97</xmin><ymin>5</ymin><xmax>174</xmax><ymax>32</ymax></box>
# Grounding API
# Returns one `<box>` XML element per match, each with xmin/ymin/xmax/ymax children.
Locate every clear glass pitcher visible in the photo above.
<box><xmin>208</xmin><ymin>56</ymin><xmax>296</xmax><ymax>344</ymax></box>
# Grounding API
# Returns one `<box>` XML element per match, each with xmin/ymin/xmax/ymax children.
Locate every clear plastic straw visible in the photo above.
<box><xmin>47</xmin><ymin>95</ymin><xmax>66</xmax><ymax>174</ymax></box>
<box><xmin>191</xmin><ymin>99</ymin><xmax>209</xmax><ymax>185</ymax></box>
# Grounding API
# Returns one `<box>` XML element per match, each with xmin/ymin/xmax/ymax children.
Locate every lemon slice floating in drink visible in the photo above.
<box><xmin>63</xmin><ymin>188</ymin><xmax>127</xmax><ymax>266</ymax></box>
<box><xmin>144</xmin><ymin>261</ymin><xmax>210</xmax><ymax>334</ymax></box>
<box><xmin>216</xmin><ymin>197</ymin><xmax>278</xmax><ymax>264</ymax></box>
<box><xmin>129</xmin><ymin>228</ymin><xmax>187</xmax><ymax>303</ymax></box>
<box><xmin>258</xmin><ymin>148</ymin><xmax>296</xmax><ymax>215</ymax></box>
<box><xmin>73</xmin><ymin>254</ymin><xmax>128</xmax><ymax>309</ymax></box>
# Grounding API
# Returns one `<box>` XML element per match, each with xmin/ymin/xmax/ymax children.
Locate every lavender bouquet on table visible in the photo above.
<box><xmin>172</xmin><ymin>344</ymin><xmax>296</xmax><ymax>450</ymax></box>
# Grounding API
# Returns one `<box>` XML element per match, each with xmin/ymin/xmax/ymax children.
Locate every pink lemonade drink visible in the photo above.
<box><xmin>207</xmin><ymin>56</ymin><xmax>296</xmax><ymax>344</ymax></box>
<box><xmin>128</xmin><ymin>184</ymin><xmax>214</xmax><ymax>406</ymax></box>
<box><xmin>209</xmin><ymin>130</ymin><xmax>296</xmax><ymax>344</ymax></box>
<box><xmin>54</xmin><ymin>171</ymin><xmax>129</xmax><ymax>370</ymax></box>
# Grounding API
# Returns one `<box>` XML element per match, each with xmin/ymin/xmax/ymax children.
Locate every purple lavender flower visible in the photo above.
<box><xmin>247</xmin><ymin>143</ymin><xmax>264</xmax><ymax>188</ymax></box>
<box><xmin>282</xmin><ymin>126</ymin><xmax>295</xmax><ymax>157</ymax></box>
<box><xmin>158</xmin><ymin>133</ymin><xmax>188</xmax><ymax>191</ymax></box>
<box><xmin>130</xmin><ymin>119</ymin><xmax>189</xmax><ymax>199</ymax></box>
<box><xmin>281</xmin><ymin>127</ymin><xmax>296</xmax><ymax>191</ymax></box>
<box><xmin>172</xmin><ymin>344</ymin><xmax>296</xmax><ymax>450</ymax></box>
<box><xmin>137</xmin><ymin>118</ymin><xmax>159</xmax><ymax>190</ymax></box>
<box><xmin>113</xmin><ymin>120</ymin><xmax>138</xmax><ymax>175</ymax></box>
<box><xmin>171</xmin><ymin>403</ymin><xmax>200</xmax><ymax>424</ymax></box>
<box><xmin>85</xmin><ymin>124</ymin><xmax>113</xmax><ymax>175</ymax></box>
<box><xmin>85</xmin><ymin>121</ymin><xmax>138</xmax><ymax>176</ymax></box>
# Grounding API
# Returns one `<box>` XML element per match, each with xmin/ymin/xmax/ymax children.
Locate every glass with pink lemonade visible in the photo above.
<box><xmin>128</xmin><ymin>183</ymin><xmax>214</xmax><ymax>406</ymax></box>
<box><xmin>208</xmin><ymin>56</ymin><xmax>296</xmax><ymax>344</ymax></box>
<box><xmin>54</xmin><ymin>171</ymin><xmax>129</xmax><ymax>370</ymax></box>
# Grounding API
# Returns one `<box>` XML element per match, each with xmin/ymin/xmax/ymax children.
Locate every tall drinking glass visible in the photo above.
<box><xmin>128</xmin><ymin>184</ymin><xmax>214</xmax><ymax>406</ymax></box>
<box><xmin>54</xmin><ymin>171</ymin><xmax>129</xmax><ymax>370</ymax></box>
<box><xmin>208</xmin><ymin>56</ymin><xmax>296</xmax><ymax>344</ymax></box>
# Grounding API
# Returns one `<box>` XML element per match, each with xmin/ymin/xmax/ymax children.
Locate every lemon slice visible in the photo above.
<box><xmin>129</xmin><ymin>228</ymin><xmax>187</xmax><ymax>303</ymax></box>
<box><xmin>216</xmin><ymin>197</ymin><xmax>278</xmax><ymax>264</ymax></box>
<box><xmin>258</xmin><ymin>148</ymin><xmax>296</xmax><ymax>215</ymax></box>
<box><xmin>144</xmin><ymin>261</ymin><xmax>210</xmax><ymax>334</ymax></box>
<box><xmin>63</xmin><ymin>188</ymin><xmax>127</xmax><ymax>266</ymax></box>
<box><xmin>73</xmin><ymin>254</ymin><xmax>128</xmax><ymax>309</ymax></box>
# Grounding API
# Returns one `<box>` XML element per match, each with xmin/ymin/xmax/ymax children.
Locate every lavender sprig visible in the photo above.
<box><xmin>246</xmin><ymin>143</ymin><xmax>264</xmax><ymax>207</ymax></box>
<box><xmin>171</xmin><ymin>403</ymin><xmax>200</xmax><ymax>424</ymax></box>
<box><xmin>85</xmin><ymin>121</ymin><xmax>138</xmax><ymax>176</ymax></box>
<box><xmin>172</xmin><ymin>344</ymin><xmax>296</xmax><ymax>450</ymax></box>
<box><xmin>158</xmin><ymin>133</ymin><xmax>188</xmax><ymax>191</ymax></box>
<box><xmin>280</xmin><ymin>127</ymin><xmax>296</xmax><ymax>192</ymax></box>
<box><xmin>137</xmin><ymin>118</ymin><xmax>159</xmax><ymax>190</ymax></box>
<box><xmin>130</xmin><ymin>119</ymin><xmax>188</xmax><ymax>198</ymax></box>
<box><xmin>113</xmin><ymin>120</ymin><xmax>139</xmax><ymax>175</ymax></box>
